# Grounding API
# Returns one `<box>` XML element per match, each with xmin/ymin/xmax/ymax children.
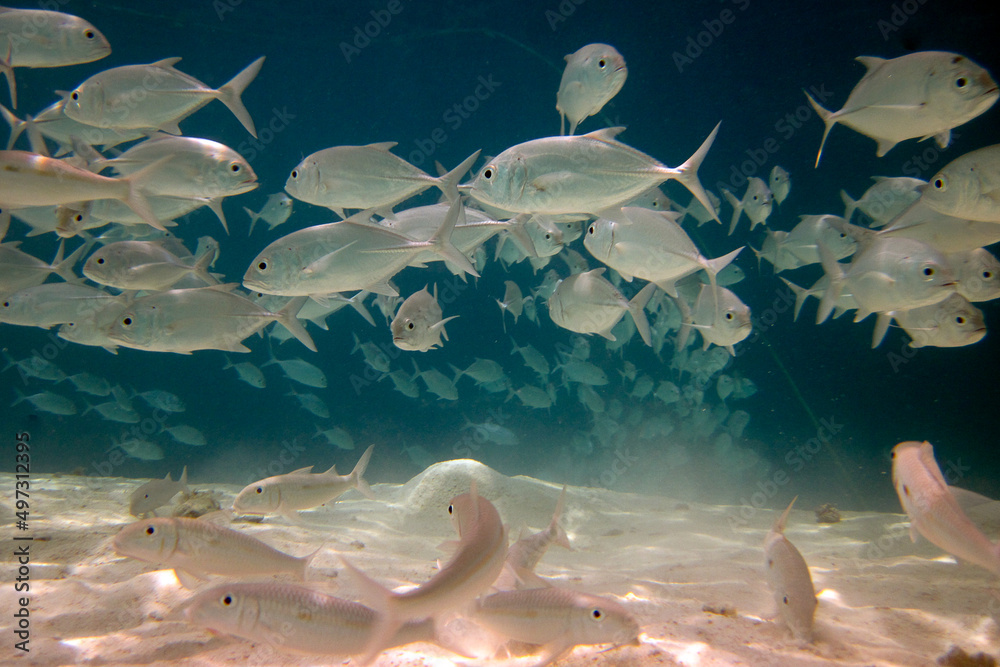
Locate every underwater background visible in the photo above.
<box><xmin>4</xmin><ymin>0</ymin><xmax>1000</xmax><ymax>515</ymax></box>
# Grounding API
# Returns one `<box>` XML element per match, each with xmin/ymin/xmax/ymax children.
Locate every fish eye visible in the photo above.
<box><xmin>257</xmin><ymin>260</ymin><xmax>268</xmax><ymax>271</ymax></box>
<box><xmin>122</xmin><ymin>317</ymin><xmax>132</xmax><ymax>326</ymax></box>
<box><xmin>290</xmin><ymin>169</ymin><xmax>298</xmax><ymax>179</ymax></box>
<box><xmin>956</xmin><ymin>77</ymin><xmax>968</xmax><ymax>88</ymax></box>
<box><xmin>145</xmin><ymin>525</ymin><xmax>155</xmax><ymax>535</ymax></box>
<box><xmin>482</xmin><ymin>166</ymin><xmax>495</xmax><ymax>180</ymax></box>
<box><xmin>230</xmin><ymin>163</ymin><xmax>241</xmax><ymax>172</ymax></box>
<box><xmin>255</xmin><ymin>487</ymin><xmax>263</xmax><ymax>494</ymax></box>
<box><xmin>933</xmin><ymin>176</ymin><xmax>947</xmax><ymax>191</ymax></box>
<box><xmin>84</xmin><ymin>30</ymin><xmax>95</xmax><ymax>39</ymax></box>
<box><xmin>956</xmin><ymin>316</ymin><xmax>966</xmax><ymax>325</ymax></box>
<box><xmin>448</xmin><ymin>504</ymin><xmax>454</xmax><ymax>515</ymax></box>
<box><xmin>587</xmin><ymin>225</ymin><xmax>595</xmax><ymax>234</ymax></box>
<box><xmin>983</xmin><ymin>271</ymin><xmax>993</xmax><ymax>279</ymax></box>
<box><xmin>406</xmin><ymin>322</ymin><xmax>414</xmax><ymax>329</ymax></box>
<box><xmin>96</xmin><ymin>257</ymin><xmax>105</xmax><ymax>264</ymax></box>
<box><xmin>544</xmin><ymin>233</ymin><xmax>551</xmax><ymax>240</ymax></box>
<box><xmin>70</xmin><ymin>91</ymin><xmax>79</xmax><ymax>101</ymax></box>
<box><xmin>598</xmin><ymin>59</ymin><xmax>607</xmax><ymax>68</ymax></box>
<box><xmin>591</xmin><ymin>608</ymin><xmax>603</xmax><ymax>619</ymax></box>
<box><xmin>922</xmin><ymin>266</ymin><xmax>935</xmax><ymax>277</ymax></box>
<box><xmin>725</xmin><ymin>312</ymin><xmax>734</xmax><ymax>320</ymax></box>
<box><xmin>74</xmin><ymin>213</ymin><xmax>83</xmax><ymax>222</ymax></box>
<box><xmin>783</xmin><ymin>596</ymin><xmax>789</xmax><ymax>605</ymax></box>
<box><xmin>221</xmin><ymin>595</ymin><xmax>233</xmax><ymax>606</ymax></box>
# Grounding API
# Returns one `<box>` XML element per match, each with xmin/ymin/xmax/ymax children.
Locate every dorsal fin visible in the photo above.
<box><xmin>855</xmin><ymin>56</ymin><xmax>886</xmax><ymax>73</ymax></box>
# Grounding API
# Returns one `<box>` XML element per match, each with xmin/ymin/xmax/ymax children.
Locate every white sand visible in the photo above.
<box><xmin>1</xmin><ymin>459</ymin><xmax>997</xmax><ymax>666</ymax></box>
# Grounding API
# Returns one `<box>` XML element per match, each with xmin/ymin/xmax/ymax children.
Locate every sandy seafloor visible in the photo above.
<box><xmin>1</xmin><ymin>459</ymin><xmax>997</xmax><ymax>667</ymax></box>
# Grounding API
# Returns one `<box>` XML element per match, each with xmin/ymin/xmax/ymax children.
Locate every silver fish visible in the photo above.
<box><xmin>83</xmin><ymin>240</ymin><xmax>217</xmax><ymax>291</ymax></box>
<box><xmin>245</xmin><ymin>192</ymin><xmax>293</xmax><ymax>235</ymax></box>
<box><xmin>412</xmin><ymin>360</ymin><xmax>458</xmax><ymax>400</ymax></box>
<box><xmin>893</xmin><ymin>293</ymin><xmax>986</xmax><ymax>349</ymax></box>
<box><xmin>556</xmin><ymin>43</ymin><xmax>628</xmax><ymax>136</ymax></box>
<box><xmin>676</xmin><ymin>284</ymin><xmax>753</xmax><ymax>356</ymax></box>
<box><xmin>263</xmin><ymin>351</ymin><xmax>327</xmax><ymax>388</ymax></box>
<box><xmin>287</xmin><ymin>387</ymin><xmax>330</xmax><ymax>419</ymax></box>
<box><xmin>948</xmin><ymin>247</ymin><xmax>1000</xmax><ymax>302</ymax></box>
<box><xmin>469</xmin><ymin>124</ymin><xmax>721</xmax><ymax>222</ymax></box>
<box><xmin>233</xmin><ymin>445</ymin><xmax>375</xmax><ymax>521</ymax></box>
<box><xmin>165</xmin><ymin>425</ymin><xmax>206</xmax><ymax>447</ymax></box>
<box><xmin>497</xmin><ymin>279</ymin><xmax>523</xmax><ymax>332</ymax></box>
<box><xmin>129</xmin><ymin>466</ymin><xmax>188</xmax><ymax>516</ymax></box>
<box><xmin>1</xmin><ymin>99</ymin><xmax>143</xmax><ymax>156</ymax></box>
<box><xmin>548</xmin><ymin>269</ymin><xmax>656</xmax><ymax>346</ymax></box>
<box><xmin>314</xmin><ymin>425</ymin><xmax>355</xmax><ymax>451</ymax></box>
<box><xmin>390</xmin><ymin>284</ymin><xmax>457</xmax><ymax>352</ymax></box>
<box><xmin>63</xmin><ymin>56</ymin><xmax>265</xmax><ymax>136</ymax></box>
<box><xmin>0</xmin><ymin>240</ymin><xmax>82</xmax><ymax>292</ymax></box>
<box><xmin>840</xmin><ymin>176</ymin><xmax>925</xmax><ymax>226</ymax></box>
<box><xmin>763</xmin><ymin>498</ymin><xmax>817</xmax><ymax>643</ymax></box>
<box><xmin>722</xmin><ymin>177</ymin><xmax>773</xmax><ymax>234</ymax></box>
<box><xmin>134</xmin><ymin>389</ymin><xmax>185</xmax><ymax>413</ymax></box>
<box><xmin>0</xmin><ymin>283</ymin><xmax>123</xmax><ymax>328</ymax></box>
<box><xmin>452</xmin><ymin>358</ymin><xmax>505</xmax><ymax>385</ymax></box>
<box><xmin>222</xmin><ymin>357</ymin><xmax>266</xmax><ymax>388</ymax></box>
<box><xmin>807</xmin><ymin>52</ymin><xmax>998</xmax><ymax>165</ymax></box>
<box><xmin>11</xmin><ymin>388</ymin><xmax>75</xmax><ymax>415</ymax></box>
<box><xmin>769</xmin><ymin>165</ymin><xmax>791</xmax><ymax>205</ymax></box>
<box><xmin>919</xmin><ymin>143</ymin><xmax>1000</xmax><ymax>222</ymax></box>
<box><xmin>500</xmin><ymin>485</ymin><xmax>570</xmax><ymax>589</ymax></box>
<box><xmin>63</xmin><ymin>372</ymin><xmax>112</xmax><ymax>397</ymax></box>
<box><xmin>0</xmin><ymin>7</ymin><xmax>110</xmax><ymax>108</ymax></box>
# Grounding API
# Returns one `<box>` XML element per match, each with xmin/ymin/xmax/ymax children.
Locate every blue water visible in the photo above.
<box><xmin>3</xmin><ymin>0</ymin><xmax>999</xmax><ymax>514</ymax></box>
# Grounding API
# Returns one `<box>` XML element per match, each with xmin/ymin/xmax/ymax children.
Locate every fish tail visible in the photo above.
<box><xmin>778</xmin><ymin>278</ymin><xmax>809</xmax><ymax>322</ymax></box>
<box><xmin>721</xmin><ymin>187</ymin><xmax>743</xmax><ymax>235</ymax></box>
<box><xmin>0</xmin><ymin>41</ymin><xmax>15</xmax><ymax>109</ymax></box>
<box><xmin>217</xmin><ymin>56</ymin><xmax>265</xmax><ymax>138</ymax></box>
<box><xmin>772</xmin><ymin>496</ymin><xmax>798</xmax><ymax>534</ymax></box>
<box><xmin>9</xmin><ymin>387</ymin><xmax>26</xmax><ymax>407</ymax></box>
<box><xmin>339</xmin><ymin>556</ymin><xmax>400</xmax><ymax>664</ymax></box>
<box><xmin>628</xmin><ymin>282</ymin><xmax>657</xmax><ymax>347</ymax></box>
<box><xmin>839</xmin><ymin>189</ymin><xmax>858</xmax><ymax>222</ymax></box>
<box><xmin>436</xmin><ymin>149</ymin><xmax>481</xmax><ymax>203</ymax></box>
<box><xmin>298</xmin><ymin>544</ymin><xmax>323</xmax><ymax>581</ymax></box>
<box><xmin>243</xmin><ymin>206</ymin><xmax>261</xmax><ymax>236</ymax></box>
<box><xmin>350</xmin><ymin>444</ymin><xmax>376</xmax><ymax>500</ymax></box>
<box><xmin>702</xmin><ymin>247</ymin><xmax>743</xmax><ymax>291</ymax></box>
<box><xmin>52</xmin><ymin>242</ymin><xmax>88</xmax><ymax>284</ymax></box>
<box><xmin>274</xmin><ymin>296</ymin><xmax>317</xmax><ymax>352</ymax></box>
<box><xmin>430</xmin><ymin>198</ymin><xmax>479</xmax><ymax>278</ymax></box>
<box><xmin>120</xmin><ymin>156</ymin><xmax>172</xmax><ymax>231</ymax></box>
<box><xmin>0</xmin><ymin>103</ymin><xmax>25</xmax><ymax>150</ymax></box>
<box><xmin>191</xmin><ymin>244</ymin><xmax>219</xmax><ymax>286</ymax></box>
<box><xmin>804</xmin><ymin>89</ymin><xmax>835</xmax><ymax>168</ymax></box>
<box><xmin>672</xmin><ymin>122</ymin><xmax>721</xmax><ymax>224</ymax></box>
<box><xmin>347</xmin><ymin>291</ymin><xmax>377</xmax><ymax>327</ymax></box>
<box><xmin>871</xmin><ymin>313</ymin><xmax>894</xmax><ymax>349</ymax></box>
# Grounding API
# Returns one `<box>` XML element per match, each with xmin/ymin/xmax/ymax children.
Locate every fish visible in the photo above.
<box><xmin>500</xmin><ymin>485</ymin><xmax>571</xmax><ymax>589</ymax></box>
<box><xmin>557</xmin><ymin>359</ymin><xmax>608</xmax><ymax>386</ymax></box>
<box><xmin>461</xmin><ymin>418</ymin><xmax>519</xmax><ymax>446</ymax></box>
<box><xmin>891</xmin><ymin>293</ymin><xmax>986</xmax><ymax>349</ymax></box>
<box><xmin>948</xmin><ymin>247</ymin><xmax>1000</xmax><ymax>302</ymax></box>
<box><xmin>676</xmin><ymin>284</ymin><xmax>753</xmax><ymax>356</ymax></box>
<box><xmin>556</xmin><ymin>43</ymin><xmax>628</xmax><ymax>136</ymax></box>
<box><xmin>82</xmin><ymin>240</ymin><xmax>218</xmax><ymax>291</ymax></box>
<box><xmin>806</xmin><ymin>52</ymin><xmax>999</xmax><ymax>166</ymax></box>
<box><xmin>0</xmin><ymin>7</ymin><xmax>111</xmax><ymax>108</ymax></box>
<box><xmin>184</xmin><ymin>583</ymin><xmax>437</xmax><ymax>656</ymax></box>
<box><xmin>63</xmin><ymin>56</ymin><xmax>265</xmax><ymax>137</ymax></box>
<box><xmin>222</xmin><ymin>357</ymin><xmax>266</xmax><ymax>388</ymax></box>
<box><xmin>780</xmin><ymin>276</ymin><xmax>858</xmax><ymax>323</ymax></box>
<box><xmin>285</xmin><ymin>143</ymin><xmax>479</xmax><ymax>218</ymax></box>
<box><xmin>63</xmin><ymin>372</ymin><xmax>112</xmax><ymax>397</ymax></box>
<box><xmin>382</xmin><ymin>368</ymin><xmax>420</xmax><ymax>398</ymax></box>
<box><xmin>496</xmin><ymin>279</ymin><xmax>524</xmax><ymax>332</ymax></box>
<box><xmin>627</xmin><ymin>185</ymin><xmax>673</xmax><ymax>212</ymax></box>
<box><xmin>780</xmin><ymin>215</ymin><xmax>857</xmax><ymax>267</ymax></box>
<box><xmin>117</xmin><ymin>438</ymin><xmax>164</xmax><ymax>461</ymax></box>
<box><xmin>0</xmin><ymin>240</ymin><xmax>83</xmax><ymax>292</ymax></box>
<box><xmin>57</xmin><ymin>301</ymin><xmax>128</xmax><ymax>353</ymax></box>
<box><xmin>511</xmin><ymin>339</ymin><xmax>551</xmax><ymax>378</ymax></box>
<box><xmin>84</xmin><ymin>398</ymin><xmax>139</xmax><ymax>423</ymax></box>
<box><xmin>243</xmin><ymin>198</ymin><xmax>476</xmax><ymax>298</ymax></box>
<box><xmin>287</xmin><ymin>387</ymin><xmax>330</xmax><ymax>419</ymax></box>
<box><xmin>233</xmin><ymin>444</ymin><xmax>375</xmax><ymax>521</ymax></box>
<box><xmin>1</xmin><ymin>99</ymin><xmax>144</xmax><ymax>157</ymax></box>
<box><xmin>892</xmin><ymin>440</ymin><xmax>1000</xmax><ymax>576</ymax></box>
<box><xmin>165</xmin><ymin>425</ymin><xmax>207</xmax><ymax>447</ymax></box>
<box><xmin>412</xmin><ymin>360</ymin><xmax>459</xmax><ymax>400</ymax></box>
<box><xmin>763</xmin><ymin>498</ymin><xmax>817</xmax><ymax>643</ymax></box>
<box><xmin>918</xmin><ymin>144</ymin><xmax>1000</xmax><ymax>222</ymax></box>
<box><xmin>113</xmin><ymin>516</ymin><xmax>319</xmax><ymax>582</ymax></box>
<box><xmin>473</xmin><ymin>587</ymin><xmax>639</xmax><ymax>664</ymax></box>
<box><xmin>10</xmin><ymin>388</ymin><xmax>76</xmax><ymax>415</ymax></box>
<box><xmin>245</xmin><ymin>192</ymin><xmax>294</xmax><ymax>235</ymax></box>
<box><xmin>342</xmin><ymin>482</ymin><xmax>508</xmax><ymax>662</ymax></box>
<box><xmin>129</xmin><ymin>466</ymin><xmax>189</xmax><ymax>516</ymax></box>
<box><xmin>583</xmin><ymin>207</ymin><xmax>743</xmax><ymax>297</ymax></box>
<box><xmin>880</xmin><ymin>209</ymin><xmax>1000</xmax><ymax>254</ymax></box>
<box><xmin>314</xmin><ymin>425</ymin><xmax>355</xmax><ymax>451</ymax></box>
<box><xmin>722</xmin><ymin>177</ymin><xmax>773</xmax><ymax>234</ymax></box>
<box><xmin>818</xmin><ymin>229</ymin><xmax>957</xmax><ymax>323</ymax></box>
<box><xmin>451</xmin><ymin>358</ymin><xmax>505</xmax><ymax>385</ymax></box>
<box><xmin>390</xmin><ymin>284</ymin><xmax>458</xmax><ymax>352</ymax></box>
<box><xmin>548</xmin><ymin>269</ymin><xmax>656</xmax><ymax>346</ymax></box>
<box><xmin>840</xmin><ymin>176</ymin><xmax>926</xmax><ymax>226</ymax></box>
<box><xmin>769</xmin><ymin>165</ymin><xmax>791</xmax><ymax>205</ymax></box>
<box><xmin>352</xmin><ymin>333</ymin><xmax>392</xmax><ymax>373</ymax></box>
<box><xmin>106</xmin><ymin>284</ymin><xmax>316</xmax><ymax>354</ymax></box>
<box><xmin>0</xmin><ymin>150</ymin><xmax>166</xmax><ymax>230</ymax></box>
<box><xmin>0</xmin><ymin>283</ymin><xmax>124</xmax><ymax>329</ymax></box>
<box><xmin>134</xmin><ymin>389</ymin><xmax>185</xmax><ymax>413</ymax></box>
<box><xmin>676</xmin><ymin>189</ymin><xmax>722</xmax><ymax>227</ymax></box>
<box><xmin>469</xmin><ymin>124</ymin><xmax>721</xmax><ymax>223</ymax></box>
<box><xmin>263</xmin><ymin>351</ymin><xmax>327</xmax><ymax>388</ymax></box>
<box><xmin>4</xmin><ymin>351</ymin><xmax>67</xmax><ymax>383</ymax></box>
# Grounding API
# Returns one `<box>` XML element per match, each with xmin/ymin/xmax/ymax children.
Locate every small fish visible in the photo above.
<box><xmin>892</xmin><ymin>440</ymin><xmax>1000</xmax><ymax>576</ymax></box>
<box><xmin>469</xmin><ymin>125</ymin><xmax>721</xmax><ymax>223</ymax></box>
<box><xmin>184</xmin><ymin>583</ymin><xmax>436</xmax><ymax>656</ymax></box>
<box><xmin>287</xmin><ymin>387</ymin><xmax>330</xmax><ymax>419</ymax></box>
<box><xmin>451</xmin><ymin>358</ymin><xmax>505</xmax><ymax>385</ymax></box>
<box><xmin>461</xmin><ymin>418</ymin><xmax>519</xmax><ymax>446</ymax></box>
<box><xmin>64</xmin><ymin>56</ymin><xmax>265</xmax><ymax>137</ymax></box>
<box><xmin>2</xmin><ymin>350</ymin><xmax>65</xmax><ymax>381</ymax></box>
<box><xmin>129</xmin><ymin>466</ymin><xmax>189</xmax><ymax>516</ymax></box>
<box><xmin>113</xmin><ymin>516</ymin><xmax>318</xmax><ymax>582</ymax></box>
<box><xmin>10</xmin><ymin>388</ymin><xmax>75</xmax><ymax>415</ymax></box>
<box><xmin>0</xmin><ymin>7</ymin><xmax>111</xmax><ymax>108</ymax></box>
<box><xmin>722</xmin><ymin>177</ymin><xmax>773</xmax><ymax>234</ymax></box>
<box><xmin>840</xmin><ymin>176</ymin><xmax>926</xmax><ymax>226</ymax></box>
<box><xmin>245</xmin><ymin>192</ymin><xmax>293</xmax><ymax>235</ymax></box>
<box><xmin>769</xmin><ymin>165</ymin><xmax>791</xmax><ymax>205</ymax></box>
<box><xmin>314</xmin><ymin>425</ymin><xmax>355</xmax><ymax>451</ymax></box>
<box><xmin>949</xmin><ymin>247</ymin><xmax>1000</xmax><ymax>302</ymax></box>
<box><xmin>83</xmin><ymin>240</ymin><xmax>218</xmax><ymax>291</ymax></box>
<box><xmin>84</xmin><ymin>399</ymin><xmax>139</xmax><ymax>423</ymax></box>
<box><xmin>893</xmin><ymin>293</ymin><xmax>986</xmax><ymax>349</ymax></box>
<box><xmin>510</xmin><ymin>384</ymin><xmax>554</xmax><ymax>409</ymax></box>
<box><xmin>382</xmin><ymin>368</ymin><xmax>420</xmax><ymax>398</ymax></box>
<box><xmin>233</xmin><ymin>445</ymin><xmax>375</xmax><ymax>521</ymax></box>
<box><xmin>675</xmin><ymin>284</ymin><xmax>753</xmax><ymax>356</ymax></box>
<box><xmin>510</xmin><ymin>339</ymin><xmax>551</xmax><ymax>379</ymax></box>
<box><xmin>63</xmin><ymin>372</ymin><xmax>112</xmax><ymax>397</ymax></box>
<box><xmin>1</xmin><ymin>98</ymin><xmax>143</xmax><ymax>156</ymax></box>
<box><xmin>390</xmin><ymin>284</ymin><xmax>457</xmax><ymax>352</ymax></box>
<box><xmin>117</xmin><ymin>438</ymin><xmax>164</xmax><ymax>461</ymax></box>
<box><xmin>0</xmin><ymin>283</ymin><xmax>126</xmax><ymax>329</ymax></box>
<box><xmin>263</xmin><ymin>350</ymin><xmax>327</xmax><ymax>388</ymax></box>
<box><xmin>285</xmin><ymin>143</ymin><xmax>479</xmax><ymax>218</ymax></box>
<box><xmin>165</xmin><ymin>424</ymin><xmax>206</xmax><ymax>447</ymax></box>
<box><xmin>556</xmin><ymin>43</ymin><xmax>628</xmax><ymax>136</ymax></box>
<box><xmin>341</xmin><ymin>482</ymin><xmax>508</xmax><ymax>662</ymax></box>
<box><xmin>352</xmin><ymin>333</ymin><xmax>392</xmax><ymax>373</ymax></box>
<box><xmin>548</xmin><ymin>269</ymin><xmax>656</xmax><ymax>346</ymax></box>
<box><xmin>222</xmin><ymin>357</ymin><xmax>266</xmax><ymax>388</ymax></box>
<box><xmin>135</xmin><ymin>389</ymin><xmax>185</xmax><ymax>413</ymax></box>
<box><xmin>496</xmin><ymin>280</ymin><xmax>523</xmax><ymax>332</ymax></box>
<box><xmin>501</xmin><ymin>485</ymin><xmax>570</xmax><ymax>589</ymax></box>
<box><xmin>763</xmin><ymin>498</ymin><xmax>817</xmax><ymax>643</ymax></box>
<box><xmin>807</xmin><ymin>52</ymin><xmax>999</xmax><ymax>166</ymax></box>
<box><xmin>780</xmin><ymin>215</ymin><xmax>857</xmax><ymax>267</ymax></box>
<box><xmin>412</xmin><ymin>361</ymin><xmax>459</xmax><ymax>400</ymax></box>
<box><xmin>473</xmin><ymin>587</ymin><xmax>639</xmax><ymax>664</ymax></box>
<box><xmin>918</xmin><ymin>144</ymin><xmax>1000</xmax><ymax>222</ymax></box>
